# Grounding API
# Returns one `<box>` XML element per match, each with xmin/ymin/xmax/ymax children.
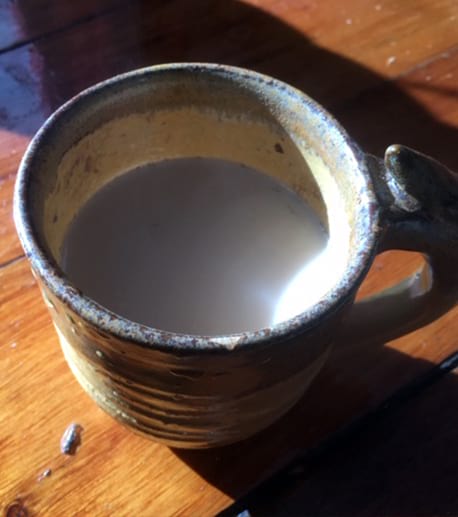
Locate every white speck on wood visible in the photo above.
<box><xmin>386</xmin><ymin>56</ymin><xmax>397</xmax><ymax>66</ymax></box>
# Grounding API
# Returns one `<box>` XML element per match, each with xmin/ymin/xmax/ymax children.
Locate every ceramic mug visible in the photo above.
<box><xmin>14</xmin><ymin>64</ymin><xmax>458</xmax><ymax>448</ymax></box>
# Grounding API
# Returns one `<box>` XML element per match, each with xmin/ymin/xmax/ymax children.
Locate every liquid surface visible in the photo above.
<box><xmin>61</xmin><ymin>158</ymin><xmax>328</xmax><ymax>335</ymax></box>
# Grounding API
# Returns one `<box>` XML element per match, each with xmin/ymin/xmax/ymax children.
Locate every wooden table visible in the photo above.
<box><xmin>1</xmin><ymin>1</ymin><xmax>457</xmax><ymax>515</ymax></box>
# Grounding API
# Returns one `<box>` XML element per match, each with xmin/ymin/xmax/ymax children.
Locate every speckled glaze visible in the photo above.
<box><xmin>14</xmin><ymin>64</ymin><xmax>458</xmax><ymax>448</ymax></box>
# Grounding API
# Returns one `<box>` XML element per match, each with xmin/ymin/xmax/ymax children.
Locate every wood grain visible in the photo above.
<box><xmin>0</xmin><ymin>1</ymin><xmax>457</xmax><ymax>515</ymax></box>
<box><xmin>248</xmin><ymin>0</ymin><xmax>458</xmax><ymax>77</ymax></box>
<box><xmin>335</xmin><ymin>46</ymin><xmax>458</xmax><ymax>171</ymax></box>
<box><xmin>0</xmin><ymin>130</ymin><xmax>27</xmax><ymax>265</ymax></box>
<box><xmin>0</xmin><ymin>0</ymin><xmax>122</xmax><ymax>51</ymax></box>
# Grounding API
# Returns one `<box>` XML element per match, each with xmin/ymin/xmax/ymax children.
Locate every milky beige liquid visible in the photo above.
<box><xmin>61</xmin><ymin>158</ymin><xmax>328</xmax><ymax>335</ymax></box>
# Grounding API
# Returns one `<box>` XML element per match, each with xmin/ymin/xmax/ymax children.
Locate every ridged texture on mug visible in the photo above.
<box><xmin>46</xmin><ymin>285</ymin><xmax>333</xmax><ymax>448</ymax></box>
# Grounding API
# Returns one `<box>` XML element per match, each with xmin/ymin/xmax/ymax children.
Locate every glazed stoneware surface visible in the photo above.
<box><xmin>14</xmin><ymin>64</ymin><xmax>458</xmax><ymax>448</ymax></box>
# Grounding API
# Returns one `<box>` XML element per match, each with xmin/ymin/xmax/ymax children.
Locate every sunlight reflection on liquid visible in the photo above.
<box><xmin>273</xmin><ymin>220</ymin><xmax>349</xmax><ymax>326</ymax></box>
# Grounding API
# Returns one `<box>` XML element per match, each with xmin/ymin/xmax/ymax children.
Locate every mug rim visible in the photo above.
<box><xmin>14</xmin><ymin>62</ymin><xmax>380</xmax><ymax>352</ymax></box>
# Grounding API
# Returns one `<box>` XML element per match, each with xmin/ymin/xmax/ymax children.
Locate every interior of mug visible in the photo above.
<box><xmin>24</xmin><ymin>64</ymin><xmax>371</xmax><ymax>333</ymax></box>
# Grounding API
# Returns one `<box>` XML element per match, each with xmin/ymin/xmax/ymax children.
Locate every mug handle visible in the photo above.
<box><xmin>340</xmin><ymin>144</ymin><xmax>458</xmax><ymax>346</ymax></box>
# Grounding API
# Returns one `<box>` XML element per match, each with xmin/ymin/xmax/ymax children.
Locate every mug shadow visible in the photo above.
<box><xmin>215</xmin><ymin>348</ymin><xmax>458</xmax><ymax>517</ymax></box>
<box><xmin>7</xmin><ymin>1</ymin><xmax>458</xmax><ymax>515</ymax></box>
<box><xmin>174</xmin><ymin>341</ymin><xmax>458</xmax><ymax>517</ymax></box>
